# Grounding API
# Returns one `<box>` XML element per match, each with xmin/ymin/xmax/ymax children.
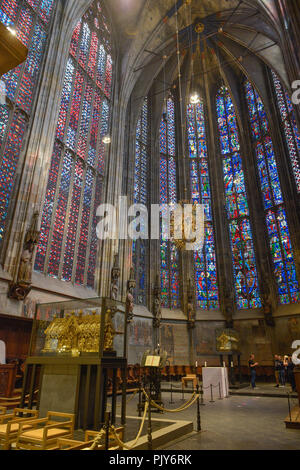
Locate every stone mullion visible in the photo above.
<box><xmin>239</xmin><ymin>81</ymin><xmax>277</xmax><ymax>308</ymax></box>
<box><xmin>71</xmin><ymin>81</ymin><xmax>97</xmax><ymax>284</ymax></box>
<box><xmin>264</xmin><ymin>70</ymin><xmax>300</xmax><ymax>287</ymax></box>
<box><xmin>83</xmin><ymin>171</ymin><xmax>98</xmax><ymax>287</ymax></box>
<box><xmin>42</xmin><ymin>142</ymin><xmax>68</xmax><ymax>275</ymax></box>
<box><xmin>203</xmin><ymin>78</ymin><xmax>233</xmax><ymax>321</ymax></box>
<box><xmin>145</xmin><ymin>100</ymin><xmax>151</xmax><ymax>309</ymax></box>
<box><xmin>149</xmin><ymin>91</ymin><xmax>161</xmax><ymax>314</ymax></box>
<box><xmin>223</xmin><ymin>93</ymin><xmax>249</xmax><ymax>307</ymax></box>
<box><xmin>255</xmin><ymin>85</ymin><xmax>295</xmax><ymax>303</ymax></box>
<box><xmin>43</xmin><ymin>43</ymin><xmax>81</xmax><ymax>274</ymax></box>
<box><xmin>55</xmin><ymin>67</ymin><xmax>88</xmax><ymax>280</ymax></box>
<box><xmin>173</xmin><ymin>94</ymin><xmax>184</xmax><ymax>311</ymax></box>
<box><xmin>0</xmin><ymin>3</ymin><xmax>56</xmax><ymax>271</ymax></box>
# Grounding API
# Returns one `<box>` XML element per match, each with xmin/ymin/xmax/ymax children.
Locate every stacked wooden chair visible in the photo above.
<box><xmin>0</xmin><ymin>408</ymin><xmax>39</xmax><ymax>450</ymax></box>
<box><xmin>15</xmin><ymin>411</ymin><xmax>75</xmax><ymax>450</ymax></box>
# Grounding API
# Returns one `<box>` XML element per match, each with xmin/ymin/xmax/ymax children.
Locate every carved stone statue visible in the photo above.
<box><xmin>186</xmin><ymin>278</ymin><xmax>196</xmax><ymax>329</ymax></box>
<box><xmin>110</xmin><ymin>253</ymin><xmax>120</xmax><ymax>300</ymax></box>
<box><xmin>8</xmin><ymin>212</ymin><xmax>40</xmax><ymax>300</ymax></box>
<box><xmin>260</xmin><ymin>269</ymin><xmax>275</xmax><ymax>327</ymax></box>
<box><xmin>126</xmin><ymin>266</ymin><xmax>136</xmax><ymax>323</ymax></box>
<box><xmin>153</xmin><ymin>274</ymin><xmax>162</xmax><ymax>329</ymax></box>
<box><xmin>222</xmin><ymin>284</ymin><xmax>234</xmax><ymax>328</ymax></box>
<box><xmin>126</xmin><ymin>287</ymin><xmax>134</xmax><ymax>323</ymax></box>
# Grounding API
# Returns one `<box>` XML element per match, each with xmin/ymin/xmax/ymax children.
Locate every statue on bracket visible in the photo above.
<box><xmin>186</xmin><ymin>278</ymin><xmax>196</xmax><ymax>329</ymax></box>
<box><xmin>152</xmin><ymin>274</ymin><xmax>162</xmax><ymax>329</ymax></box>
<box><xmin>8</xmin><ymin>212</ymin><xmax>40</xmax><ymax>301</ymax></box>
<box><xmin>222</xmin><ymin>284</ymin><xmax>234</xmax><ymax>329</ymax></box>
<box><xmin>260</xmin><ymin>266</ymin><xmax>275</xmax><ymax>327</ymax></box>
<box><xmin>110</xmin><ymin>253</ymin><xmax>120</xmax><ymax>301</ymax></box>
<box><xmin>126</xmin><ymin>266</ymin><xmax>136</xmax><ymax>323</ymax></box>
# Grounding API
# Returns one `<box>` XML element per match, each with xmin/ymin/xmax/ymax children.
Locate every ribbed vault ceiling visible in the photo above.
<box><xmin>106</xmin><ymin>0</ymin><xmax>288</xmax><ymax>111</ymax></box>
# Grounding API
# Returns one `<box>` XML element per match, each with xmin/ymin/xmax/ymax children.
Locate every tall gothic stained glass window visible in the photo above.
<box><xmin>132</xmin><ymin>98</ymin><xmax>149</xmax><ymax>305</ymax></box>
<box><xmin>0</xmin><ymin>0</ymin><xmax>56</xmax><ymax>245</ymax></box>
<box><xmin>245</xmin><ymin>81</ymin><xmax>300</xmax><ymax>304</ymax></box>
<box><xmin>271</xmin><ymin>71</ymin><xmax>300</xmax><ymax>193</ymax></box>
<box><xmin>160</xmin><ymin>97</ymin><xmax>181</xmax><ymax>309</ymax></box>
<box><xmin>216</xmin><ymin>86</ymin><xmax>261</xmax><ymax>310</ymax></box>
<box><xmin>35</xmin><ymin>0</ymin><xmax>112</xmax><ymax>289</ymax></box>
<box><xmin>187</xmin><ymin>101</ymin><xmax>219</xmax><ymax>309</ymax></box>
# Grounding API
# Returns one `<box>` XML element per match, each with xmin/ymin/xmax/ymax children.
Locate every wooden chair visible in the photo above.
<box><xmin>56</xmin><ymin>426</ymin><xmax>124</xmax><ymax>450</ymax></box>
<box><xmin>0</xmin><ymin>408</ymin><xmax>39</xmax><ymax>450</ymax></box>
<box><xmin>181</xmin><ymin>374</ymin><xmax>198</xmax><ymax>390</ymax></box>
<box><xmin>16</xmin><ymin>411</ymin><xmax>75</xmax><ymax>450</ymax></box>
<box><xmin>0</xmin><ymin>406</ymin><xmax>6</xmax><ymax>416</ymax></box>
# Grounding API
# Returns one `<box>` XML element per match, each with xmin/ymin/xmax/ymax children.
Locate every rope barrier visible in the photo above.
<box><xmin>87</xmin><ymin>383</ymin><xmax>203</xmax><ymax>450</ymax></box>
<box><xmin>144</xmin><ymin>390</ymin><xmax>200</xmax><ymax>413</ymax></box>
<box><xmin>88</xmin><ymin>428</ymin><xmax>106</xmax><ymax>450</ymax></box>
<box><xmin>109</xmin><ymin>401</ymin><xmax>149</xmax><ymax>450</ymax></box>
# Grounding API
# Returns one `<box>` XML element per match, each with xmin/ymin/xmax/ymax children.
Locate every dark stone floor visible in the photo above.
<box><xmin>118</xmin><ymin>390</ymin><xmax>300</xmax><ymax>450</ymax></box>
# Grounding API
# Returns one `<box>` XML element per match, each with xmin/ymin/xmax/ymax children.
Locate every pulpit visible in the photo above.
<box><xmin>21</xmin><ymin>297</ymin><xmax>127</xmax><ymax>430</ymax></box>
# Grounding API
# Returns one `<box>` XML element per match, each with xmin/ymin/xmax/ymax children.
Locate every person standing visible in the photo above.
<box><xmin>278</xmin><ymin>355</ymin><xmax>286</xmax><ymax>386</ymax></box>
<box><xmin>249</xmin><ymin>354</ymin><xmax>259</xmax><ymax>389</ymax></box>
<box><xmin>274</xmin><ymin>355</ymin><xmax>280</xmax><ymax>388</ymax></box>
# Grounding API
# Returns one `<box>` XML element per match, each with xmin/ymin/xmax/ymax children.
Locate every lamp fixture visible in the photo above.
<box><xmin>190</xmin><ymin>92</ymin><xmax>200</xmax><ymax>104</ymax></box>
<box><xmin>102</xmin><ymin>135</ymin><xmax>111</xmax><ymax>144</ymax></box>
<box><xmin>7</xmin><ymin>26</ymin><xmax>16</xmax><ymax>36</ymax></box>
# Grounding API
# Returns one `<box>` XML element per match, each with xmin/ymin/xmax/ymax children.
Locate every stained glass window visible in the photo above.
<box><xmin>35</xmin><ymin>0</ymin><xmax>112</xmax><ymax>289</ymax></box>
<box><xmin>271</xmin><ymin>71</ymin><xmax>300</xmax><ymax>193</ymax></box>
<box><xmin>132</xmin><ymin>98</ymin><xmax>149</xmax><ymax>305</ymax></box>
<box><xmin>160</xmin><ymin>97</ymin><xmax>181</xmax><ymax>309</ymax></box>
<box><xmin>245</xmin><ymin>81</ymin><xmax>300</xmax><ymax>304</ymax></box>
<box><xmin>187</xmin><ymin>101</ymin><xmax>219</xmax><ymax>310</ymax></box>
<box><xmin>0</xmin><ymin>0</ymin><xmax>56</xmax><ymax>245</ymax></box>
<box><xmin>217</xmin><ymin>86</ymin><xmax>261</xmax><ymax>310</ymax></box>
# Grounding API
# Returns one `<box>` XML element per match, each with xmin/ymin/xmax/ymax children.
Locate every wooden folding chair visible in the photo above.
<box><xmin>16</xmin><ymin>411</ymin><xmax>75</xmax><ymax>450</ymax></box>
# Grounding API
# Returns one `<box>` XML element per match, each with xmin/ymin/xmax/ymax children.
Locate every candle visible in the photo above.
<box><xmin>205</xmin><ymin>361</ymin><xmax>207</xmax><ymax>367</ymax></box>
<box><xmin>223</xmin><ymin>362</ymin><xmax>226</xmax><ymax>368</ymax></box>
<box><xmin>231</xmin><ymin>362</ymin><xmax>234</xmax><ymax>368</ymax></box>
<box><xmin>195</xmin><ymin>361</ymin><xmax>198</xmax><ymax>368</ymax></box>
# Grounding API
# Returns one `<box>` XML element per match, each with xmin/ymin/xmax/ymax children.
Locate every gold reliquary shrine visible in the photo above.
<box><xmin>29</xmin><ymin>297</ymin><xmax>126</xmax><ymax>359</ymax></box>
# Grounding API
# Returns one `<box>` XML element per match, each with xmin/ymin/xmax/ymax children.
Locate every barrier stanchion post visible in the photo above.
<box><xmin>104</xmin><ymin>411</ymin><xmax>110</xmax><ymax>451</ymax></box>
<box><xmin>196</xmin><ymin>384</ymin><xmax>201</xmax><ymax>432</ymax></box>
<box><xmin>287</xmin><ymin>393</ymin><xmax>292</xmax><ymax>422</ymax></box>
<box><xmin>137</xmin><ymin>381</ymin><xmax>142</xmax><ymax>417</ymax></box>
<box><xmin>181</xmin><ymin>382</ymin><xmax>185</xmax><ymax>402</ymax></box>
<box><xmin>210</xmin><ymin>384</ymin><xmax>215</xmax><ymax>403</ymax></box>
<box><xmin>147</xmin><ymin>391</ymin><xmax>153</xmax><ymax>451</ymax></box>
<box><xmin>218</xmin><ymin>382</ymin><xmax>222</xmax><ymax>400</ymax></box>
<box><xmin>200</xmin><ymin>384</ymin><xmax>205</xmax><ymax>406</ymax></box>
<box><xmin>170</xmin><ymin>382</ymin><xmax>174</xmax><ymax>404</ymax></box>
